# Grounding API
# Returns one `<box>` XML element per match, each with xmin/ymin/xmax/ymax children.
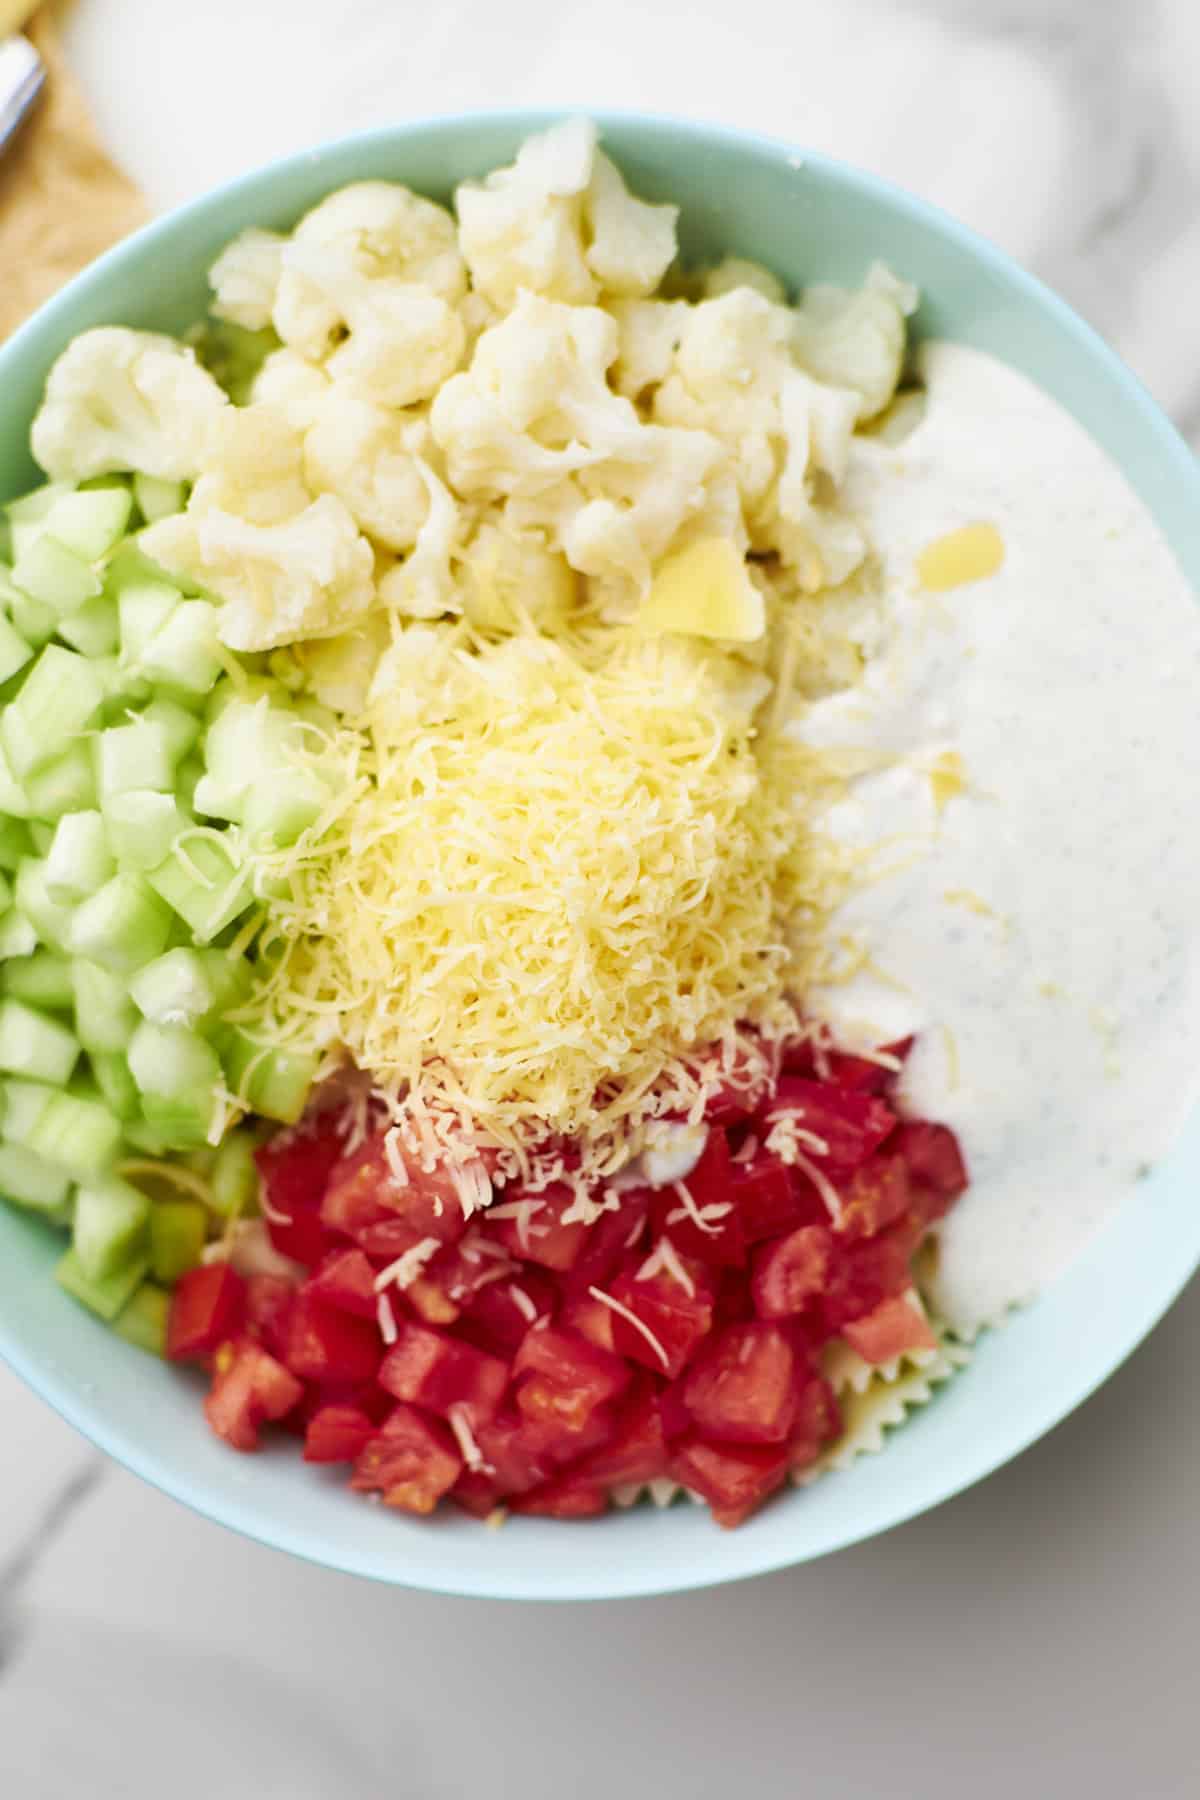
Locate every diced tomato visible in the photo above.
<box><xmin>243</xmin><ymin>1273</ymin><xmax>295</xmax><ymax>1355</ymax></box>
<box><xmin>474</xmin><ymin>1411</ymin><xmax>557</xmax><ymax>1495</ymax></box>
<box><xmin>303</xmin><ymin>1402</ymin><xmax>377</xmax><ymax>1464</ymax></box>
<box><xmin>648</xmin><ymin>1131</ymin><xmax>746</xmax><ymax>1268</ymax></box>
<box><xmin>576</xmin><ymin>1379</ymin><xmax>668</xmax><ymax>1486</ymax></box>
<box><xmin>563</xmin><ymin>1191</ymin><xmax>650</xmax><ymax>1297</ymax></box>
<box><xmin>513</xmin><ymin>1325</ymin><xmax>630</xmax><ymax>1434</ymax></box>
<box><xmin>204</xmin><ymin>1337</ymin><xmax>303</xmax><ymax>1451</ymax></box>
<box><xmin>790</xmin><ymin>1374</ymin><xmax>841</xmax><ymax>1465</ymax></box>
<box><xmin>511</xmin><ymin>1475</ymin><xmax>609</xmax><ymax>1518</ymax></box>
<box><xmin>760</xmin><ymin>1079</ymin><xmax>896</xmax><ymax>1170</ymax></box>
<box><xmin>893</xmin><ymin>1120</ymin><xmax>968</xmax><ymax>1213</ymax></box>
<box><xmin>605</xmin><ymin>1255</ymin><xmax>716</xmax><ymax>1379</ymax></box>
<box><xmin>379</xmin><ymin>1322</ymin><xmax>509</xmax><ymax>1429</ymax></box>
<box><xmin>841</xmin><ymin>1295</ymin><xmax>938</xmax><ymax>1364</ymax></box>
<box><xmin>166</xmin><ymin>1264</ymin><xmax>245</xmax><ymax>1363</ymax></box>
<box><xmin>820</xmin><ymin>1228</ymin><xmax>913</xmax><ymax>1330</ymax></box>
<box><xmin>354</xmin><ymin>1219</ymin><xmax>426</xmax><ymax>1261</ymax></box>
<box><xmin>277</xmin><ymin>1291</ymin><xmax>382</xmax><ymax>1385</ymax></box>
<box><xmin>351</xmin><ymin>1404</ymin><xmax>462</xmax><ymax>1513</ymax></box>
<box><xmin>485</xmin><ymin>1184</ymin><xmax>589</xmax><ymax>1273</ymax></box>
<box><xmin>461</xmin><ymin>1270</ymin><xmax>556</xmax><ymax>1357</ymax></box>
<box><xmin>835</xmin><ymin>1154</ymin><xmax>911</xmax><ymax>1242</ymax></box>
<box><xmin>305</xmin><ymin>1247</ymin><xmax>378</xmax><ymax>1319</ymax></box>
<box><xmin>658</xmin><ymin>1376</ymin><xmax>692</xmax><ymax>1441</ymax></box>
<box><xmin>450</xmin><ymin>1471</ymin><xmax>505</xmax><ymax>1519</ymax></box>
<box><xmin>750</xmin><ymin>1224</ymin><xmax>833</xmax><ymax>1319</ymax></box>
<box><xmin>702</xmin><ymin>1037</ymin><xmax>774</xmax><ymax>1125</ymax></box>
<box><xmin>668</xmin><ymin>1435</ymin><xmax>791</xmax><ymax>1528</ymax></box>
<box><xmin>402</xmin><ymin>1232</ymin><xmax>517</xmax><ymax>1329</ymax></box>
<box><xmin>559</xmin><ymin>1292</ymin><xmax>616</xmax><ymax>1354</ymax></box>
<box><xmin>682</xmin><ymin>1322</ymin><xmax>799</xmax><ymax>1445</ymax></box>
<box><xmin>728</xmin><ymin>1151</ymin><xmax>815</xmax><ymax>1244</ymax></box>
<box><xmin>322</xmin><ymin>1132</ymin><xmax>469</xmax><ymax>1248</ymax></box>
<box><xmin>256</xmin><ymin>1118</ymin><xmax>346</xmax><ymax>1268</ymax></box>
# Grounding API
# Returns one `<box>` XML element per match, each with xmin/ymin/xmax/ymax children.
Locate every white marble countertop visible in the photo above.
<box><xmin>3</xmin><ymin>1</ymin><xmax>1200</xmax><ymax>1793</ymax></box>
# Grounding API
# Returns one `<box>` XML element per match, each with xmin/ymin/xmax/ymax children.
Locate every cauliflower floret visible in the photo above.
<box><xmin>455</xmin><ymin>121</ymin><xmax>677</xmax><ymax>310</ymax></box>
<box><xmin>31</xmin><ymin>327</ymin><xmax>229</xmax><ymax>482</ymax></box>
<box><xmin>209</xmin><ymin>228</ymin><xmax>288</xmax><ymax>331</ymax></box>
<box><xmin>431</xmin><ymin>294</ymin><xmax>630</xmax><ymax>497</ymax></box>
<box><xmin>610</xmin><ymin>299</ymin><xmax>688</xmax><ymax>400</ymax></box>
<box><xmin>456</xmin><ymin>117</ymin><xmax>598</xmax><ymax>310</ymax></box>
<box><xmin>303</xmin><ymin>388</ymin><xmax>430</xmax><ymax>553</ymax></box>
<box><xmin>324</xmin><ymin>279</ymin><xmax>466</xmax><ymax>408</ymax></box>
<box><xmin>189</xmin><ymin>404</ymin><xmax>311</xmax><ymax>525</ymax></box>
<box><xmin>250</xmin><ymin>347</ymin><xmax>331</xmax><ymax>432</ymax></box>
<box><xmin>701</xmin><ymin>257</ymin><xmax>787</xmax><ymax>304</ymax></box>
<box><xmin>270</xmin><ymin>182</ymin><xmax>466</xmax><ymax>366</ymax></box>
<box><xmin>143</xmin><ymin>492</ymin><xmax>376</xmax><ymax>651</ymax></box>
<box><xmin>459</xmin><ymin>518</ymin><xmax>576</xmax><ymax>632</ymax></box>
<box><xmin>583</xmin><ymin>152</ymin><xmax>677</xmax><ymax>298</ymax></box>
<box><xmin>376</xmin><ymin>460</ymin><xmax>464</xmax><ymax>620</ymax></box>
<box><xmin>294</xmin><ymin>613</ymin><xmax>391</xmax><ymax>715</ymax></box>
<box><xmin>791</xmin><ymin>262</ymin><xmax>916</xmax><ymax>421</ymax></box>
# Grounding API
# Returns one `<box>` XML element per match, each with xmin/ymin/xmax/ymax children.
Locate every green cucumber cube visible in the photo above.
<box><xmin>113</xmin><ymin>1279</ymin><xmax>171</xmax><ymax>1355</ymax></box>
<box><xmin>149</xmin><ymin>1198</ymin><xmax>208</xmax><ymax>1282</ymax></box>
<box><xmin>44</xmin><ymin>811</ymin><xmax>114</xmax><ymax>903</ymax></box>
<box><xmin>15</xmin><ymin>859</ymin><xmax>76</xmax><ymax>951</ymax></box>
<box><xmin>11</xmin><ymin>534</ymin><xmax>102</xmax><ymax>615</ymax></box>
<box><xmin>1</xmin><ymin>1077</ymin><xmax>54</xmax><ymax>1145</ymax></box>
<box><xmin>130</xmin><ymin>947</ymin><xmax>218</xmax><ymax>1028</ymax></box>
<box><xmin>223</xmin><ymin>1030</ymin><xmax>316</xmax><ymax>1124</ymax></box>
<box><xmin>0</xmin><ymin>613</ymin><xmax>33</xmax><ymax>686</ymax></box>
<box><xmin>0</xmin><ymin>645</ymin><xmax>105</xmax><ymax>778</ymax></box>
<box><xmin>23</xmin><ymin>743</ymin><xmax>98</xmax><ymax>822</ymax></box>
<box><xmin>141</xmin><ymin>697</ymin><xmax>201</xmax><ymax>763</ymax></box>
<box><xmin>148</xmin><ymin>836</ymin><xmax>252</xmax><ymax>943</ymax></box>
<box><xmin>94</xmin><ymin>718</ymin><xmax>177</xmax><ymax>802</ymax></box>
<box><xmin>30</xmin><ymin>1090</ymin><xmax>123</xmax><ymax>1180</ymax></box>
<box><xmin>138</xmin><ymin>601</ymin><xmax>223</xmax><ymax>696</ymax></box>
<box><xmin>0</xmin><ymin>998</ymin><xmax>78</xmax><ymax>1084</ymax></box>
<box><xmin>0</xmin><ymin>911</ymin><xmax>37</xmax><ymax>958</ymax></box>
<box><xmin>133</xmin><ymin>474</ymin><xmax>187</xmax><ymax>526</ymax></box>
<box><xmin>55</xmin><ymin>1246</ymin><xmax>149</xmax><ymax>1322</ymax></box>
<box><xmin>210</xmin><ymin>1127</ymin><xmax>259</xmax><ymax>1218</ymax></box>
<box><xmin>101</xmin><ymin>789</ymin><xmax>187</xmax><ymax>871</ymax></box>
<box><xmin>69</xmin><ymin>872</ymin><xmax>172</xmax><ymax>973</ymax></box>
<box><xmin>71</xmin><ymin>959</ymin><xmax>138</xmax><ymax>1052</ymax></box>
<box><xmin>0</xmin><ymin>1140</ymin><xmax>72</xmax><ymax>1211</ymax></box>
<box><xmin>2</xmin><ymin>951</ymin><xmax>74</xmax><ymax>1010</ymax></box>
<box><xmin>43</xmin><ymin>488</ymin><xmax>133</xmax><ymax>562</ymax></box>
<box><xmin>56</xmin><ymin>593</ymin><xmax>120</xmax><ymax>658</ymax></box>
<box><xmin>129</xmin><ymin>1020</ymin><xmax>222</xmax><ymax>1149</ymax></box>
<box><xmin>73</xmin><ymin>1176</ymin><xmax>150</xmax><ymax>1281</ymax></box>
<box><xmin>116</xmin><ymin>579</ymin><xmax>180</xmax><ymax>662</ymax></box>
<box><xmin>88</xmin><ymin>1050</ymin><xmax>140</xmax><ymax>1121</ymax></box>
<box><xmin>0</xmin><ymin>817</ymin><xmax>34</xmax><ymax>870</ymax></box>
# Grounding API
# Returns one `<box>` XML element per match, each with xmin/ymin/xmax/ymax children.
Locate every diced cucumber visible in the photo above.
<box><xmin>56</xmin><ymin>593</ymin><xmax>120</xmax><ymax>658</ymax></box>
<box><xmin>94</xmin><ymin>718</ymin><xmax>177</xmax><ymax>803</ymax></box>
<box><xmin>128</xmin><ymin>1019</ymin><xmax>222</xmax><ymax>1150</ymax></box>
<box><xmin>15</xmin><ymin>859</ymin><xmax>76</xmax><ymax>950</ymax></box>
<box><xmin>122</xmin><ymin>1119</ymin><xmax>171</xmax><ymax>1156</ymax></box>
<box><xmin>6</xmin><ymin>582</ymin><xmax>58</xmax><ymax>649</ymax></box>
<box><xmin>44</xmin><ymin>811</ymin><xmax>114</xmax><ymax>903</ymax></box>
<box><xmin>0</xmin><ymin>1140</ymin><xmax>72</xmax><ymax>1211</ymax></box>
<box><xmin>42</xmin><ymin>488</ymin><xmax>133</xmax><ymax>562</ymax></box>
<box><xmin>55</xmin><ymin>1245</ymin><xmax>148</xmax><ymax>1321</ymax></box>
<box><xmin>130</xmin><ymin>947</ymin><xmax>218</xmax><ymax>1028</ymax></box>
<box><xmin>2</xmin><ymin>951</ymin><xmax>74</xmax><ymax>1010</ymax></box>
<box><xmin>113</xmin><ymin>1279</ymin><xmax>170</xmax><ymax>1355</ymax></box>
<box><xmin>0</xmin><ymin>645</ymin><xmax>105</xmax><ymax>778</ymax></box>
<box><xmin>210</xmin><ymin>1127</ymin><xmax>259</xmax><ymax>1218</ymax></box>
<box><xmin>149</xmin><ymin>1198</ymin><xmax>208</xmax><ymax>1282</ymax></box>
<box><xmin>148</xmin><ymin>836</ymin><xmax>252</xmax><ymax>943</ymax></box>
<box><xmin>196</xmin><ymin>695</ymin><xmax>296</xmax><ymax>823</ymax></box>
<box><xmin>27</xmin><ymin>823</ymin><xmax>53</xmax><ymax>855</ymax></box>
<box><xmin>0</xmin><ymin>912</ymin><xmax>37</xmax><ymax>958</ymax></box>
<box><xmin>198</xmin><ymin>947</ymin><xmax>251</xmax><ymax>1016</ymax></box>
<box><xmin>174</xmin><ymin>756</ymin><xmax>203</xmax><ymax>813</ymax></box>
<box><xmin>0</xmin><ymin>613</ymin><xmax>33</xmax><ymax>686</ymax></box>
<box><xmin>0</xmin><ymin>817</ymin><xmax>33</xmax><ymax>871</ymax></box>
<box><xmin>88</xmin><ymin>1050</ymin><xmax>140</xmax><ymax>1120</ymax></box>
<box><xmin>30</xmin><ymin>1090</ymin><xmax>122</xmax><ymax>1180</ymax></box>
<box><xmin>116</xmin><ymin>579</ymin><xmax>180</xmax><ymax>662</ymax></box>
<box><xmin>1</xmin><ymin>1077</ymin><xmax>54</xmax><ymax>1145</ymax></box>
<box><xmin>11</xmin><ymin>535</ymin><xmax>102</xmax><ymax>616</ymax></box>
<box><xmin>0</xmin><ymin>998</ymin><xmax>78</xmax><ymax>1084</ymax></box>
<box><xmin>72</xmin><ymin>1176</ymin><xmax>150</xmax><ymax>1281</ymax></box>
<box><xmin>101</xmin><ymin>789</ymin><xmax>187</xmax><ymax>871</ymax></box>
<box><xmin>141</xmin><ymin>697</ymin><xmax>201</xmax><ymax>763</ymax></box>
<box><xmin>243</xmin><ymin>766</ymin><xmax>326</xmax><ymax>848</ymax></box>
<box><xmin>0</xmin><ymin>868</ymin><xmax>12</xmax><ymax>914</ymax></box>
<box><xmin>133</xmin><ymin>473</ymin><xmax>187</xmax><ymax>526</ymax></box>
<box><xmin>5</xmin><ymin>482</ymin><xmax>74</xmax><ymax>527</ymax></box>
<box><xmin>69</xmin><ymin>871</ymin><xmax>173</xmax><ymax>973</ymax></box>
<box><xmin>139</xmin><ymin>601</ymin><xmax>223</xmax><ymax>697</ymax></box>
<box><xmin>0</xmin><ymin>742</ymin><xmax>30</xmax><ymax>819</ymax></box>
<box><xmin>223</xmin><ymin>1030</ymin><xmax>316</xmax><ymax>1124</ymax></box>
<box><xmin>23</xmin><ymin>743</ymin><xmax>98</xmax><ymax>822</ymax></box>
<box><xmin>71</xmin><ymin>959</ymin><xmax>138</xmax><ymax>1052</ymax></box>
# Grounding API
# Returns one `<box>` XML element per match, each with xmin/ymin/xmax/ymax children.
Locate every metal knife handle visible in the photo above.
<box><xmin>0</xmin><ymin>35</ymin><xmax>44</xmax><ymax>157</ymax></box>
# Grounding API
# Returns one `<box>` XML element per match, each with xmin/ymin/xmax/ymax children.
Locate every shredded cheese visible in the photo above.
<box><xmin>587</xmin><ymin>1284</ymin><xmax>670</xmax><ymax>1371</ymax></box>
<box><xmin>376</xmin><ymin>1292</ymin><xmax>399</xmax><ymax>1344</ymax></box>
<box><xmin>637</xmin><ymin>1237</ymin><xmax>696</xmax><ymax>1297</ymax></box>
<box><xmin>374</xmin><ymin>1236</ymin><xmax>442</xmax><ymax>1293</ymax></box>
<box><xmin>237</xmin><ymin>627</ymin><xmax>845</xmax><ymax>1161</ymax></box>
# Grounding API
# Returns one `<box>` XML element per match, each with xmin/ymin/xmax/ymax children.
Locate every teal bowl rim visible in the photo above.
<box><xmin>1</xmin><ymin>108</ymin><xmax>1198</xmax><ymax>1601</ymax></box>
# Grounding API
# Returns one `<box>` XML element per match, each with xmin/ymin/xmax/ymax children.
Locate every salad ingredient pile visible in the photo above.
<box><xmin>0</xmin><ymin>119</ymin><xmax>974</xmax><ymax>1528</ymax></box>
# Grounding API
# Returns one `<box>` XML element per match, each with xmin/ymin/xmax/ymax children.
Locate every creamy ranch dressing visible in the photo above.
<box><xmin>800</xmin><ymin>340</ymin><xmax>1200</xmax><ymax>1333</ymax></box>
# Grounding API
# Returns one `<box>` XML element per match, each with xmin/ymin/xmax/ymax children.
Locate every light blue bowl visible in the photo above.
<box><xmin>2</xmin><ymin>112</ymin><xmax>1198</xmax><ymax>1601</ymax></box>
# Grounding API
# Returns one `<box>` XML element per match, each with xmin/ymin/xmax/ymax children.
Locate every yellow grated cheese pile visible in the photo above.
<box><xmin>238</xmin><ymin>621</ymin><xmax>849</xmax><ymax>1145</ymax></box>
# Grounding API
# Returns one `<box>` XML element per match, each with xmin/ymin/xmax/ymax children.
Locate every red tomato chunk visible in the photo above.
<box><xmin>187</xmin><ymin>1032</ymin><xmax>968</xmax><ymax>1532</ymax></box>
